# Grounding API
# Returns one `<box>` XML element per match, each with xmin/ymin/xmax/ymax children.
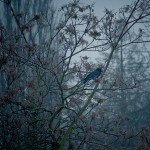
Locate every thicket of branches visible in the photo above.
<box><xmin>0</xmin><ymin>0</ymin><xmax>150</xmax><ymax>149</ymax></box>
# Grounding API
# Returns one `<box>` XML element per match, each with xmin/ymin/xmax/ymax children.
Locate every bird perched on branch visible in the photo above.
<box><xmin>81</xmin><ymin>68</ymin><xmax>102</xmax><ymax>84</ymax></box>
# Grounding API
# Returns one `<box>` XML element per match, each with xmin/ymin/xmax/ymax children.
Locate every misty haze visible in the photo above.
<box><xmin>0</xmin><ymin>0</ymin><xmax>150</xmax><ymax>149</ymax></box>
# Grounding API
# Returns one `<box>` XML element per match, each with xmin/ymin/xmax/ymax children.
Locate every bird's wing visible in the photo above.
<box><xmin>83</xmin><ymin>72</ymin><xmax>95</xmax><ymax>83</ymax></box>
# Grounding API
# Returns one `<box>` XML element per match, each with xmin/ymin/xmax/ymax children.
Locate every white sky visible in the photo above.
<box><xmin>55</xmin><ymin>0</ymin><xmax>134</xmax><ymax>14</ymax></box>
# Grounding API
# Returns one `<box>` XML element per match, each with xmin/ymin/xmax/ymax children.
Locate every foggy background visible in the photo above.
<box><xmin>0</xmin><ymin>0</ymin><xmax>150</xmax><ymax>149</ymax></box>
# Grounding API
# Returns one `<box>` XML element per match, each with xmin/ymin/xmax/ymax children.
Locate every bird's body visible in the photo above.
<box><xmin>82</xmin><ymin>68</ymin><xmax>102</xmax><ymax>84</ymax></box>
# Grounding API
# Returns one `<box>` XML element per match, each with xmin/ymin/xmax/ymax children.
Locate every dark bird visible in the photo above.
<box><xmin>82</xmin><ymin>68</ymin><xmax>102</xmax><ymax>84</ymax></box>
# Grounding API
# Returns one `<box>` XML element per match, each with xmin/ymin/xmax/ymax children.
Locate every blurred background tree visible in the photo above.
<box><xmin>0</xmin><ymin>0</ymin><xmax>150</xmax><ymax>149</ymax></box>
